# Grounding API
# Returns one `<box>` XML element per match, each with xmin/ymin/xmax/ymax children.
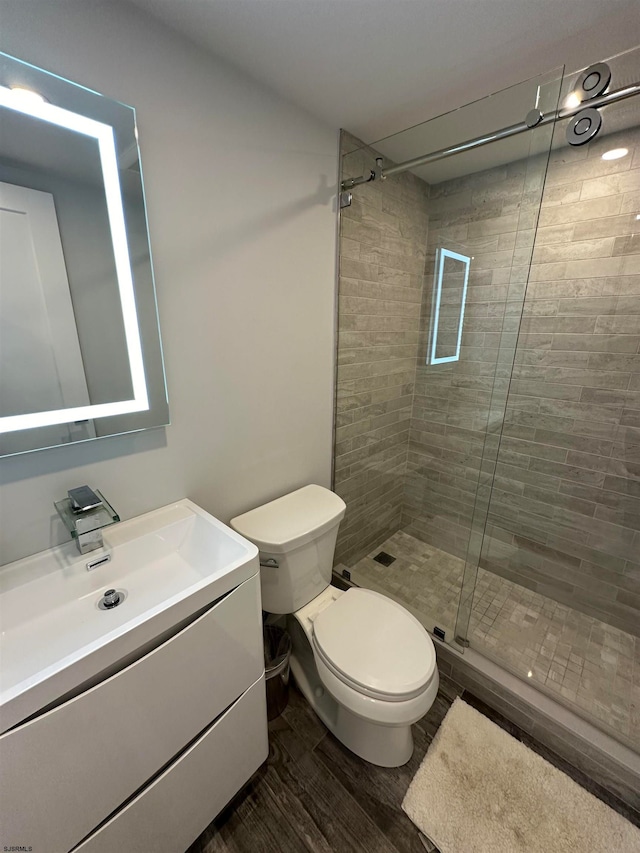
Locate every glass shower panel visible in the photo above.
<box><xmin>452</xmin><ymin>93</ymin><xmax>565</xmax><ymax>645</ymax></box>
<box><xmin>462</xmin><ymin>45</ymin><xmax>640</xmax><ymax>750</ymax></box>
<box><xmin>334</xmin><ymin>68</ymin><xmax>564</xmax><ymax>648</ymax></box>
<box><xmin>335</xmin><ymin>131</ymin><xmax>429</xmax><ymax>572</ymax></box>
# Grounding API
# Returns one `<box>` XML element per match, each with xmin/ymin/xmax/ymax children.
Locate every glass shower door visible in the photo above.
<box><xmin>457</xmin><ymin>46</ymin><xmax>640</xmax><ymax>749</ymax></box>
<box><xmin>450</xmin><ymin>91</ymin><xmax>566</xmax><ymax>645</ymax></box>
<box><xmin>334</xmin><ymin>67</ymin><xmax>565</xmax><ymax>648</ymax></box>
<box><xmin>395</xmin><ymin>68</ymin><xmax>564</xmax><ymax>646</ymax></box>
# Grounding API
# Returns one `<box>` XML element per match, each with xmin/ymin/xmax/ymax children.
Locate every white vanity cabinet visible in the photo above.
<box><xmin>0</xmin><ymin>573</ymin><xmax>268</xmax><ymax>853</ymax></box>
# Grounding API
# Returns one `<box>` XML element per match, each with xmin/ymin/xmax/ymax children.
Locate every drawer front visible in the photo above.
<box><xmin>75</xmin><ymin>676</ymin><xmax>268</xmax><ymax>853</ymax></box>
<box><xmin>0</xmin><ymin>574</ymin><xmax>263</xmax><ymax>853</ymax></box>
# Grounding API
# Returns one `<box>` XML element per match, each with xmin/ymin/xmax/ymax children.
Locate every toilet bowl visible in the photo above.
<box><xmin>231</xmin><ymin>485</ymin><xmax>439</xmax><ymax>767</ymax></box>
<box><xmin>289</xmin><ymin>583</ymin><xmax>438</xmax><ymax>766</ymax></box>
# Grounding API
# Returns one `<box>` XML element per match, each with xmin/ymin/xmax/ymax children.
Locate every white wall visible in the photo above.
<box><xmin>0</xmin><ymin>0</ymin><xmax>339</xmax><ymax>565</ymax></box>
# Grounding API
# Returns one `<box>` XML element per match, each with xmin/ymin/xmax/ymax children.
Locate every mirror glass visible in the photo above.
<box><xmin>0</xmin><ymin>52</ymin><xmax>168</xmax><ymax>456</ymax></box>
<box><xmin>428</xmin><ymin>247</ymin><xmax>471</xmax><ymax>365</ymax></box>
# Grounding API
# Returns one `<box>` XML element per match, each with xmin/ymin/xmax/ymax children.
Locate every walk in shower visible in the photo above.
<box><xmin>333</xmin><ymin>46</ymin><xmax>640</xmax><ymax>752</ymax></box>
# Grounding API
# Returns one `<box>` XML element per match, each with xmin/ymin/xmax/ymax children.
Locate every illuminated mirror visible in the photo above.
<box><xmin>0</xmin><ymin>52</ymin><xmax>168</xmax><ymax>456</ymax></box>
<box><xmin>427</xmin><ymin>248</ymin><xmax>471</xmax><ymax>365</ymax></box>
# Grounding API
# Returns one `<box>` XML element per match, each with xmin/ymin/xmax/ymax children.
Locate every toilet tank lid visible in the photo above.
<box><xmin>230</xmin><ymin>485</ymin><xmax>346</xmax><ymax>553</ymax></box>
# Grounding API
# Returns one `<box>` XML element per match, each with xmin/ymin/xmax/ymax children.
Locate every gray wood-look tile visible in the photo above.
<box><xmin>188</xmin><ymin>677</ymin><xmax>638</xmax><ymax>853</ymax></box>
<box><xmin>335</xmin><ymin>124</ymin><xmax>640</xmax><ymax>636</ymax></box>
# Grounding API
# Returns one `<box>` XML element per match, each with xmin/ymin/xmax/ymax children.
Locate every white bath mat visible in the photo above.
<box><xmin>402</xmin><ymin>697</ymin><xmax>640</xmax><ymax>853</ymax></box>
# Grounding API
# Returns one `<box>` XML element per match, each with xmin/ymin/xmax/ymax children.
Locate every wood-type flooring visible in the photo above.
<box><xmin>188</xmin><ymin>677</ymin><xmax>639</xmax><ymax>853</ymax></box>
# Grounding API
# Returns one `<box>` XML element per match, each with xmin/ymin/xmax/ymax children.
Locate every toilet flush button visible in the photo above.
<box><xmin>315</xmin><ymin>686</ymin><xmax>324</xmax><ymax>698</ymax></box>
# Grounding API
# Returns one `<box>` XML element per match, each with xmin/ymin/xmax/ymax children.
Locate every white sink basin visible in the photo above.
<box><xmin>0</xmin><ymin>499</ymin><xmax>259</xmax><ymax>732</ymax></box>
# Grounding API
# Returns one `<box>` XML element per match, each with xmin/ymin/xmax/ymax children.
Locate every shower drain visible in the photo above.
<box><xmin>373</xmin><ymin>551</ymin><xmax>395</xmax><ymax>566</ymax></box>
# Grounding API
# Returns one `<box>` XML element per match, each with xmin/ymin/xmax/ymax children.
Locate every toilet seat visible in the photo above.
<box><xmin>312</xmin><ymin>588</ymin><xmax>436</xmax><ymax>702</ymax></box>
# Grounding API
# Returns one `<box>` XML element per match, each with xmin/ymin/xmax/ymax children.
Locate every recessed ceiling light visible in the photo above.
<box><xmin>602</xmin><ymin>147</ymin><xmax>628</xmax><ymax>161</ymax></box>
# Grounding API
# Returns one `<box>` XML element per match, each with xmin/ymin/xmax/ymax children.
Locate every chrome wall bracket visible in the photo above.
<box><xmin>525</xmin><ymin>109</ymin><xmax>543</xmax><ymax>128</ymax></box>
<box><xmin>341</xmin><ymin>168</ymin><xmax>375</xmax><ymax>191</ymax></box>
<box><xmin>340</xmin><ymin>157</ymin><xmax>384</xmax><ymax>206</ymax></box>
<box><xmin>340</xmin><ymin>190</ymin><xmax>353</xmax><ymax>209</ymax></box>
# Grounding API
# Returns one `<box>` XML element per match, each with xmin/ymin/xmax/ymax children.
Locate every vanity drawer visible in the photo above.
<box><xmin>0</xmin><ymin>574</ymin><xmax>263</xmax><ymax>853</ymax></box>
<box><xmin>75</xmin><ymin>676</ymin><xmax>268</xmax><ymax>853</ymax></box>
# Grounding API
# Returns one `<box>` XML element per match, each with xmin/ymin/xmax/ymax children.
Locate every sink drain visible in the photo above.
<box><xmin>98</xmin><ymin>589</ymin><xmax>126</xmax><ymax>610</ymax></box>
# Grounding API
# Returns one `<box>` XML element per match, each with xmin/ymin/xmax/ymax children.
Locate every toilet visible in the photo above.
<box><xmin>231</xmin><ymin>484</ymin><xmax>439</xmax><ymax>767</ymax></box>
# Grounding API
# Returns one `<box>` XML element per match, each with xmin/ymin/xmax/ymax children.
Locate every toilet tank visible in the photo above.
<box><xmin>230</xmin><ymin>485</ymin><xmax>346</xmax><ymax>614</ymax></box>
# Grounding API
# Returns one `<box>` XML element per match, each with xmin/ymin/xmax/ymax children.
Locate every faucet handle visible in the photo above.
<box><xmin>68</xmin><ymin>485</ymin><xmax>103</xmax><ymax>513</ymax></box>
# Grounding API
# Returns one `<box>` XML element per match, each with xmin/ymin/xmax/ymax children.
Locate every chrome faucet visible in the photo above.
<box><xmin>68</xmin><ymin>485</ymin><xmax>104</xmax><ymax>513</ymax></box>
<box><xmin>54</xmin><ymin>486</ymin><xmax>120</xmax><ymax>554</ymax></box>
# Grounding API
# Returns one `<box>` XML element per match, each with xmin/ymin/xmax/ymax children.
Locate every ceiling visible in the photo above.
<box><xmin>128</xmin><ymin>0</ymin><xmax>640</xmax><ymax>142</ymax></box>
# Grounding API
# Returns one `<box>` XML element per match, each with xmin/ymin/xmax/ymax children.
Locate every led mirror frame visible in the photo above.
<box><xmin>0</xmin><ymin>84</ymin><xmax>149</xmax><ymax>434</ymax></box>
<box><xmin>427</xmin><ymin>247</ymin><xmax>471</xmax><ymax>366</ymax></box>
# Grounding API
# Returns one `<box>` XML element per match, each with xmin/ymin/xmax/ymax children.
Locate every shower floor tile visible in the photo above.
<box><xmin>348</xmin><ymin>530</ymin><xmax>640</xmax><ymax>750</ymax></box>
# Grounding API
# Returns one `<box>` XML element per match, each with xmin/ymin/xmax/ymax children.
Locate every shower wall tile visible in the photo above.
<box><xmin>335</xmin><ymin>120</ymin><xmax>640</xmax><ymax>636</ymax></box>
<box><xmin>334</xmin><ymin>131</ymin><xmax>429</xmax><ymax>565</ymax></box>
<box><xmin>402</xmin><ymin>140</ymin><xmax>545</xmax><ymax>560</ymax></box>
<box><xmin>403</xmin><ymin>124</ymin><xmax>640</xmax><ymax>636</ymax></box>
<box><xmin>483</xmin><ymin>127</ymin><xmax>640</xmax><ymax>636</ymax></box>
